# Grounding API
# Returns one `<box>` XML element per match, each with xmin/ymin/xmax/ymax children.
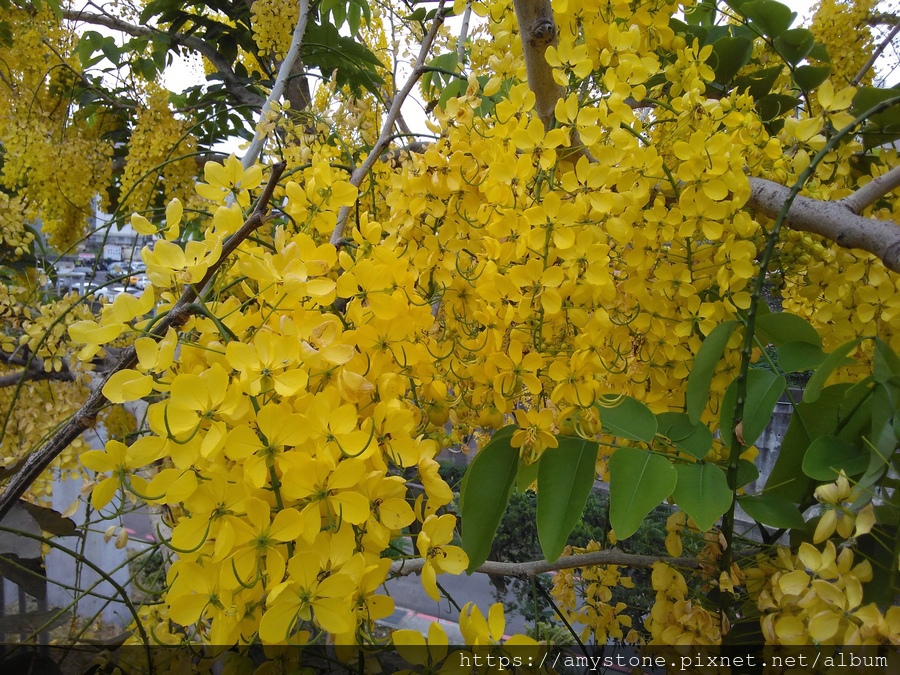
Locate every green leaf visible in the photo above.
<box><xmin>710</xmin><ymin>36</ymin><xmax>753</xmax><ymax>84</ymax></box>
<box><xmin>734</xmin><ymin>65</ymin><xmax>783</xmax><ymax>100</ymax></box>
<box><xmin>740</xmin><ymin>0</ymin><xmax>796</xmax><ymax>38</ymax></box>
<box><xmin>720</xmin><ymin>370</ymin><xmax>786</xmax><ymax>447</ymax></box>
<box><xmin>852</xmin><ymin>86</ymin><xmax>900</xmax><ymax>116</ymax></box>
<box><xmin>595</xmin><ymin>395</ymin><xmax>657</xmax><ymax>443</ymax></box>
<box><xmin>608</xmin><ymin>448</ymin><xmax>677</xmax><ymax>540</ymax></box>
<box><xmin>673</xmin><ymin>463</ymin><xmax>732</xmax><ymax>532</ymax></box>
<box><xmin>516</xmin><ymin>457</ymin><xmax>539</xmax><ymax>492</ymax></box>
<box><xmin>777</xmin><ymin>341</ymin><xmax>828</xmax><ymax>373</ymax></box>
<box><xmin>687</xmin><ymin>321</ymin><xmax>738</xmax><ymax>424</ymax></box>
<box><xmin>773</xmin><ymin>28</ymin><xmax>814</xmax><ymax>65</ymax></box>
<box><xmin>803</xmin><ymin>435</ymin><xmax>868</xmax><ymax>480</ymax></box>
<box><xmin>794</xmin><ymin>65</ymin><xmax>831</xmax><ymax>92</ymax></box>
<box><xmin>739</xmin><ymin>494</ymin><xmax>806</xmax><ymax>529</ymax></box>
<box><xmin>766</xmin><ymin>383</ymin><xmax>863</xmax><ymax>500</ymax></box>
<box><xmin>808</xmin><ymin>43</ymin><xmax>830</xmax><ymax>62</ymax></box>
<box><xmin>656</xmin><ymin>412</ymin><xmax>713</xmax><ymax>459</ymax></box>
<box><xmin>460</xmin><ymin>427</ymin><xmax>519</xmax><ymax>572</ymax></box>
<box><xmin>873</xmin><ymin>337</ymin><xmax>900</xmax><ymax>383</ymax></box>
<box><xmin>803</xmin><ymin>338</ymin><xmax>863</xmax><ymax>403</ymax></box>
<box><xmin>756</xmin><ymin>93</ymin><xmax>801</xmax><ymax>121</ymax></box>
<box><xmin>537</xmin><ymin>437</ymin><xmax>599</xmax><ymax>563</ymax></box>
<box><xmin>736</xmin><ymin>458</ymin><xmax>760</xmax><ymax>488</ymax></box>
<box><xmin>685</xmin><ymin>0</ymin><xmax>716</xmax><ymax>26</ymax></box>
<box><xmin>756</xmin><ymin>312</ymin><xmax>821</xmax><ymax>347</ymax></box>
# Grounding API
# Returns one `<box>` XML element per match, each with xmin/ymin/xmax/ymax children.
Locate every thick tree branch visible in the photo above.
<box><xmin>0</xmin><ymin>162</ymin><xmax>286</xmax><ymax>521</ymax></box>
<box><xmin>747</xmin><ymin>176</ymin><xmax>900</xmax><ymax>272</ymax></box>
<box><xmin>329</xmin><ymin>2</ymin><xmax>447</xmax><ymax>246</ymax></box>
<box><xmin>511</xmin><ymin>0</ymin><xmax>563</xmax><ymax>131</ymax></box>
<box><xmin>60</xmin><ymin>8</ymin><xmax>265</xmax><ymax>109</ymax></box>
<box><xmin>390</xmin><ymin>549</ymin><xmax>699</xmax><ymax>580</ymax></box>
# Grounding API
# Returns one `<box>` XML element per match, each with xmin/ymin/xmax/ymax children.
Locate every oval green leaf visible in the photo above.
<box><xmin>656</xmin><ymin>412</ymin><xmax>713</xmax><ymax>459</ymax></box>
<box><xmin>802</xmin><ymin>435</ymin><xmax>868</xmax><ymax>480</ymax></box>
<box><xmin>720</xmin><ymin>370</ymin><xmax>786</xmax><ymax>447</ymax></box>
<box><xmin>710</xmin><ymin>36</ymin><xmax>753</xmax><ymax>84</ymax></box>
<box><xmin>740</xmin><ymin>0</ymin><xmax>796</xmax><ymax>38</ymax></box>
<box><xmin>803</xmin><ymin>338</ymin><xmax>863</xmax><ymax>403</ymax></box>
<box><xmin>687</xmin><ymin>321</ymin><xmax>738</xmax><ymax>424</ymax></box>
<box><xmin>673</xmin><ymin>463</ymin><xmax>733</xmax><ymax>533</ymax></box>
<box><xmin>794</xmin><ymin>64</ymin><xmax>831</xmax><ymax>92</ymax></box>
<box><xmin>537</xmin><ymin>437</ymin><xmax>600</xmax><ymax>563</ymax></box>
<box><xmin>777</xmin><ymin>341</ymin><xmax>828</xmax><ymax>373</ymax></box>
<box><xmin>608</xmin><ymin>448</ymin><xmax>677</xmax><ymax>540</ymax></box>
<box><xmin>595</xmin><ymin>395</ymin><xmax>657</xmax><ymax>443</ymax></box>
<box><xmin>773</xmin><ymin>28</ymin><xmax>814</xmax><ymax>65</ymax></box>
<box><xmin>739</xmin><ymin>494</ymin><xmax>806</xmax><ymax>530</ymax></box>
<box><xmin>756</xmin><ymin>312</ymin><xmax>821</xmax><ymax>347</ymax></box>
<box><xmin>459</xmin><ymin>427</ymin><xmax>518</xmax><ymax>572</ymax></box>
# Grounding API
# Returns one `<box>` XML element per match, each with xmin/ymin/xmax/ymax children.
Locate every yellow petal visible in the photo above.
<box><xmin>102</xmin><ymin>370</ymin><xmax>153</xmax><ymax>403</ymax></box>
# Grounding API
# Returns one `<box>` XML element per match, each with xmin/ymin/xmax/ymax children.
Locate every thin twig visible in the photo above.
<box><xmin>389</xmin><ymin>549</ymin><xmax>701</xmax><ymax>580</ymax></box>
<box><xmin>329</xmin><ymin>1</ymin><xmax>447</xmax><ymax>246</ymax></box>
<box><xmin>61</xmin><ymin>8</ymin><xmax>264</xmax><ymax>109</ymax></box>
<box><xmin>0</xmin><ymin>162</ymin><xmax>286</xmax><ymax>521</ymax></box>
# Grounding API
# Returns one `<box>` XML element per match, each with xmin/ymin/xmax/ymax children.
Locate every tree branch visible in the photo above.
<box><xmin>329</xmin><ymin>1</ymin><xmax>447</xmax><ymax>246</ymax></box>
<box><xmin>840</xmin><ymin>165</ymin><xmax>900</xmax><ymax>214</ymax></box>
<box><xmin>851</xmin><ymin>23</ymin><xmax>900</xmax><ymax>86</ymax></box>
<box><xmin>511</xmin><ymin>0</ymin><xmax>563</xmax><ymax>131</ymax></box>
<box><xmin>0</xmin><ymin>368</ymin><xmax>77</xmax><ymax>389</ymax></box>
<box><xmin>0</xmin><ymin>162</ymin><xmax>287</xmax><ymax>521</ymax></box>
<box><xmin>390</xmin><ymin>549</ymin><xmax>699</xmax><ymax>580</ymax></box>
<box><xmin>60</xmin><ymin>8</ymin><xmax>265</xmax><ymax>109</ymax></box>
<box><xmin>747</xmin><ymin>176</ymin><xmax>900</xmax><ymax>272</ymax></box>
<box><xmin>240</xmin><ymin>0</ymin><xmax>311</xmax><ymax>169</ymax></box>
<box><xmin>869</xmin><ymin>12</ymin><xmax>900</xmax><ymax>26</ymax></box>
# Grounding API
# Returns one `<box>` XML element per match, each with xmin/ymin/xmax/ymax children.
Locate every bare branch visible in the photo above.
<box><xmin>457</xmin><ymin>0</ymin><xmax>473</xmax><ymax>67</ymax></box>
<box><xmin>0</xmin><ymin>369</ymin><xmax>77</xmax><ymax>389</ymax></box>
<box><xmin>851</xmin><ymin>23</ymin><xmax>900</xmax><ymax>86</ymax></box>
<box><xmin>240</xmin><ymin>0</ymin><xmax>311</xmax><ymax>169</ymax></box>
<box><xmin>390</xmin><ymin>549</ymin><xmax>700</xmax><ymax>580</ymax></box>
<box><xmin>869</xmin><ymin>12</ymin><xmax>900</xmax><ymax>26</ymax></box>
<box><xmin>60</xmin><ymin>9</ymin><xmax>265</xmax><ymax>109</ymax></box>
<box><xmin>329</xmin><ymin>2</ymin><xmax>447</xmax><ymax>246</ymax></box>
<box><xmin>747</xmin><ymin>176</ymin><xmax>900</xmax><ymax>273</ymax></box>
<box><xmin>840</xmin><ymin>165</ymin><xmax>900</xmax><ymax>215</ymax></box>
<box><xmin>0</xmin><ymin>162</ymin><xmax>287</xmax><ymax>521</ymax></box>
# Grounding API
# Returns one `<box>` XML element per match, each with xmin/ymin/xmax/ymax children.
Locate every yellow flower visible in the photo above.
<box><xmin>511</xmin><ymin>408</ymin><xmax>558</xmax><ymax>464</ymax></box>
<box><xmin>416</xmin><ymin>514</ymin><xmax>468</xmax><ymax>601</ymax></box>
<box><xmin>258</xmin><ymin>554</ymin><xmax>355</xmax><ymax>642</ymax></box>
<box><xmin>81</xmin><ymin>439</ymin><xmax>160</xmax><ymax>509</ymax></box>
<box><xmin>196</xmin><ymin>155</ymin><xmax>263</xmax><ymax>207</ymax></box>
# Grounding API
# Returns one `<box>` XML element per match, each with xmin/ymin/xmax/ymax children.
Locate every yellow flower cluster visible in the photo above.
<box><xmin>550</xmin><ymin>541</ymin><xmax>636</xmax><ymax>644</ymax></box>
<box><xmin>0</xmin><ymin>6</ymin><xmax>113</xmax><ymax>250</ymax></box>
<box><xmin>119</xmin><ymin>87</ymin><xmax>198</xmax><ymax>215</ymax></box>
<box><xmin>646</xmin><ymin>563</ymin><xmax>722</xmax><ymax>645</ymax></box>
<box><xmin>250</xmin><ymin>0</ymin><xmax>300</xmax><ymax>59</ymax></box>
<box><xmin>810</xmin><ymin>0</ymin><xmax>876</xmax><ymax>85</ymax></box>
<box><xmin>748</xmin><ymin>542</ymin><xmax>898</xmax><ymax>645</ymax></box>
